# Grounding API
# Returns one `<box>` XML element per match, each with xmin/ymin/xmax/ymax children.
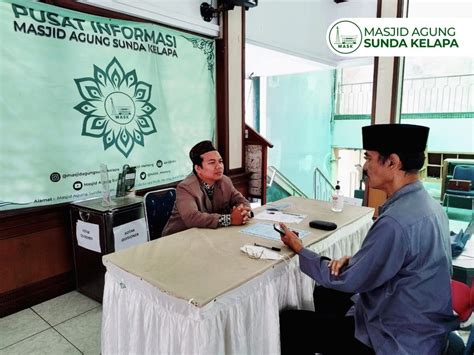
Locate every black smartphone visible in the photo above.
<box><xmin>309</xmin><ymin>220</ymin><xmax>337</xmax><ymax>231</ymax></box>
<box><xmin>123</xmin><ymin>166</ymin><xmax>136</xmax><ymax>192</ymax></box>
<box><xmin>273</xmin><ymin>224</ymin><xmax>285</xmax><ymax>236</ymax></box>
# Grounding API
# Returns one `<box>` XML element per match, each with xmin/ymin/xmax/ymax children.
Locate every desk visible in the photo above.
<box><xmin>453</xmin><ymin>235</ymin><xmax>474</xmax><ymax>286</ymax></box>
<box><xmin>101</xmin><ymin>197</ymin><xmax>373</xmax><ymax>354</ymax></box>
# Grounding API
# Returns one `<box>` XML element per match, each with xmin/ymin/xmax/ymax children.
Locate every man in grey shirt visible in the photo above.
<box><xmin>279</xmin><ymin>124</ymin><xmax>458</xmax><ymax>354</ymax></box>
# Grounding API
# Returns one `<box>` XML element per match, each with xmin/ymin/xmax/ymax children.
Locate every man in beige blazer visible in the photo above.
<box><xmin>162</xmin><ymin>140</ymin><xmax>251</xmax><ymax>236</ymax></box>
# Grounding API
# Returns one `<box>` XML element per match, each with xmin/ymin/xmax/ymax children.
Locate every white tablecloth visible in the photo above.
<box><xmin>102</xmin><ymin>198</ymin><xmax>373</xmax><ymax>354</ymax></box>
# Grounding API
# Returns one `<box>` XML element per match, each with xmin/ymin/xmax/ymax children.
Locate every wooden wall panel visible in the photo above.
<box><xmin>229</xmin><ymin>172</ymin><xmax>251</xmax><ymax>199</ymax></box>
<box><xmin>366</xmin><ymin>188</ymin><xmax>387</xmax><ymax>218</ymax></box>
<box><xmin>0</xmin><ymin>206</ymin><xmax>74</xmax><ymax>316</ymax></box>
<box><xmin>0</xmin><ymin>226</ymin><xmax>72</xmax><ymax>293</ymax></box>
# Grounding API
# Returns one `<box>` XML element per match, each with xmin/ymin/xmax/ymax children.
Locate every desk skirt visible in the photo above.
<box><xmin>101</xmin><ymin>214</ymin><xmax>373</xmax><ymax>355</ymax></box>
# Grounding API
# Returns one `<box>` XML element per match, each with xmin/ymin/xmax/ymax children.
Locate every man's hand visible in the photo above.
<box><xmin>279</xmin><ymin>223</ymin><xmax>303</xmax><ymax>253</ymax></box>
<box><xmin>240</xmin><ymin>204</ymin><xmax>253</xmax><ymax>218</ymax></box>
<box><xmin>230</xmin><ymin>204</ymin><xmax>249</xmax><ymax>225</ymax></box>
<box><xmin>328</xmin><ymin>256</ymin><xmax>350</xmax><ymax>276</ymax></box>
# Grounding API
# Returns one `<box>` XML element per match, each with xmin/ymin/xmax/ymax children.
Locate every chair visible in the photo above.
<box><xmin>443</xmin><ymin>165</ymin><xmax>474</xmax><ymax>212</ymax></box>
<box><xmin>446</xmin><ymin>280</ymin><xmax>474</xmax><ymax>355</ymax></box>
<box><xmin>144</xmin><ymin>188</ymin><xmax>176</xmax><ymax>240</ymax></box>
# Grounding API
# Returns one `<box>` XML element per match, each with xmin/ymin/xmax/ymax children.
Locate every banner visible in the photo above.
<box><xmin>0</xmin><ymin>0</ymin><xmax>216</xmax><ymax>210</ymax></box>
<box><xmin>327</xmin><ymin>18</ymin><xmax>474</xmax><ymax>57</ymax></box>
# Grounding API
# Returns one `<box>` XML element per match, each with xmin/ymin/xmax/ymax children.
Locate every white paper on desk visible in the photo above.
<box><xmin>254</xmin><ymin>210</ymin><xmax>306</xmax><ymax>224</ymax></box>
<box><xmin>113</xmin><ymin>218</ymin><xmax>148</xmax><ymax>252</ymax></box>
<box><xmin>458</xmin><ymin>237</ymin><xmax>474</xmax><ymax>258</ymax></box>
<box><xmin>240</xmin><ymin>223</ymin><xmax>310</xmax><ymax>241</ymax></box>
<box><xmin>240</xmin><ymin>245</ymin><xmax>283</xmax><ymax>260</ymax></box>
<box><xmin>76</xmin><ymin>220</ymin><xmax>101</xmax><ymax>253</ymax></box>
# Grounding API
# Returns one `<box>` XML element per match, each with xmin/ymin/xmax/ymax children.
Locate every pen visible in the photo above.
<box><xmin>281</xmin><ymin>212</ymin><xmax>303</xmax><ymax>217</ymax></box>
<box><xmin>254</xmin><ymin>243</ymin><xmax>281</xmax><ymax>252</ymax></box>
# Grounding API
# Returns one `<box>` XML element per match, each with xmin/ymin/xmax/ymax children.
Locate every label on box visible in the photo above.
<box><xmin>76</xmin><ymin>220</ymin><xmax>101</xmax><ymax>253</ymax></box>
<box><xmin>113</xmin><ymin>218</ymin><xmax>148</xmax><ymax>252</ymax></box>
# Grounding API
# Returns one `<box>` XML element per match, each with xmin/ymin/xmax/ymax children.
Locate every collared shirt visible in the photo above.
<box><xmin>200</xmin><ymin>180</ymin><xmax>231</xmax><ymax>227</ymax></box>
<box><xmin>298</xmin><ymin>180</ymin><xmax>458</xmax><ymax>354</ymax></box>
<box><xmin>201</xmin><ymin>180</ymin><xmax>215</xmax><ymax>199</ymax></box>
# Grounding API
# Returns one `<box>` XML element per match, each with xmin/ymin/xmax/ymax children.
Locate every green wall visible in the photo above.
<box><xmin>265</xmin><ymin>70</ymin><xmax>335</xmax><ymax>197</ymax></box>
<box><xmin>332</xmin><ymin>118</ymin><xmax>370</xmax><ymax>149</ymax></box>
<box><xmin>333</xmin><ymin>115</ymin><xmax>474</xmax><ymax>153</ymax></box>
<box><xmin>403</xmin><ymin>117</ymin><xmax>474</xmax><ymax>153</ymax></box>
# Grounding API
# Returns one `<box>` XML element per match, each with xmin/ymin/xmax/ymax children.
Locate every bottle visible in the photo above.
<box><xmin>331</xmin><ymin>181</ymin><xmax>344</xmax><ymax>212</ymax></box>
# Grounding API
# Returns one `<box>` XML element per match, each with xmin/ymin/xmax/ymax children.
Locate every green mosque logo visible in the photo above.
<box><xmin>327</xmin><ymin>20</ymin><xmax>362</xmax><ymax>55</ymax></box>
<box><xmin>74</xmin><ymin>57</ymin><xmax>157</xmax><ymax>157</ymax></box>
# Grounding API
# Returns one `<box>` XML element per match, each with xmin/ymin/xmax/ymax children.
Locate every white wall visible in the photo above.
<box><xmin>228</xmin><ymin>8</ymin><xmax>244</xmax><ymax>170</ymax></box>
<box><xmin>408</xmin><ymin>0</ymin><xmax>472</xmax><ymax>17</ymax></box>
<box><xmin>246</xmin><ymin>0</ymin><xmax>376</xmax><ymax>66</ymax></box>
<box><xmin>246</xmin><ymin>43</ymin><xmax>330</xmax><ymax>77</ymax></box>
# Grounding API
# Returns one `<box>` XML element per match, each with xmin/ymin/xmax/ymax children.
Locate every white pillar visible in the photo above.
<box><xmin>367</xmin><ymin>0</ymin><xmax>408</xmax><ymax>214</ymax></box>
<box><xmin>227</xmin><ymin>7</ymin><xmax>244</xmax><ymax>170</ymax></box>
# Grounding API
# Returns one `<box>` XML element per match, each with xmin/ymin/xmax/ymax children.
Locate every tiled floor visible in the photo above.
<box><xmin>0</xmin><ymin>291</ymin><xmax>101</xmax><ymax>354</ymax></box>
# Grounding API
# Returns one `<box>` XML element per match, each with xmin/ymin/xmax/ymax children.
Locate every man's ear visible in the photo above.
<box><xmin>388</xmin><ymin>154</ymin><xmax>401</xmax><ymax>168</ymax></box>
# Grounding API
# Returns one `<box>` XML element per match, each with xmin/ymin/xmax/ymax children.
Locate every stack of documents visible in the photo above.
<box><xmin>240</xmin><ymin>223</ymin><xmax>310</xmax><ymax>241</ymax></box>
<box><xmin>254</xmin><ymin>210</ymin><xmax>306</xmax><ymax>224</ymax></box>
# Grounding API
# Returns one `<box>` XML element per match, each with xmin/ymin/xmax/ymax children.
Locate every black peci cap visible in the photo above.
<box><xmin>362</xmin><ymin>124</ymin><xmax>429</xmax><ymax>153</ymax></box>
<box><xmin>189</xmin><ymin>140</ymin><xmax>217</xmax><ymax>165</ymax></box>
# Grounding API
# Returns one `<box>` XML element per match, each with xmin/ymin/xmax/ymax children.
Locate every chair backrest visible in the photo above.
<box><xmin>452</xmin><ymin>165</ymin><xmax>474</xmax><ymax>189</ymax></box>
<box><xmin>451</xmin><ymin>279</ymin><xmax>473</xmax><ymax>322</ymax></box>
<box><xmin>449</xmin><ymin>280</ymin><xmax>474</xmax><ymax>355</ymax></box>
<box><xmin>144</xmin><ymin>188</ymin><xmax>176</xmax><ymax>240</ymax></box>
